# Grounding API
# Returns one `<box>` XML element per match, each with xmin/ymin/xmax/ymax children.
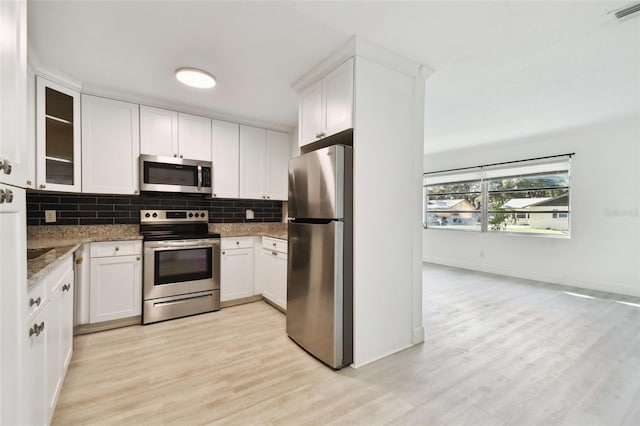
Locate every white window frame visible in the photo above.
<box><xmin>424</xmin><ymin>156</ymin><xmax>572</xmax><ymax>238</ymax></box>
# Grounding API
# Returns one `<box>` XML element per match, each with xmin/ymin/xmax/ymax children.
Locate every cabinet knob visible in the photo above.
<box><xmin>39</xmin><ymin>184</ymin><xmax>46</xmax><ymax>189</ymax></box>
<box><xmin>222</xmin><ymin>251</ymin><xmax>226</xmax><ymax>255</ymax></box>
<box><xmin>236</xmin><ymin>241</ymin><xmax>239</xmax><ymax>245</ymax></box>
<box><xmin>180</xmin><ymin>155</ymin><xmax>183</xmax><ymax>159</ymax></box>
<box><xmin>134</xmin><ymin>190</ymin><xmax>139</xmax><ymax>194</ymax></box>
<box><xmin>173</xmin><ymin>154</ymin><xmax>178</xmax><ymax>158</ymax></box>
<box><xmin>315</xmin><ymin>132</ymin><xmax>326</xmax><ymax>139</ymax></box>
<box><xmin>29</xmin><ymin>322</ymin><xmax>45</xmax><ymax>337</ymax></box>
<box><xmin>0</xmin><ymin>189</ymin><xmax>14</xmax><ymax>204</ymax></box>
<box><xmin>272</xmin><ymin>251</ymin><xmax>278</xmax><ymax>256</ymax></box>
<box><xmin>115</xmin><ymin>247</ymin><xmax>120</xmax><ymax>251</ymax></box>
<box><xmin>213</xmin><ymin>193</ymin><xmax>217</xmax><ymax>197</ymax></box>
<box><xmin>62</xmin><ymin>283</ymin><xmax>71</xmax><ymax>292</ymax></box>
<box><xmin>75</xmin><ymin>256</ymin><xmax>83</xmax><ymax>265</ymax></box>
<box><xmin>29</xmin><ymin>297</ymin><xmax>41</xmax><ymax>307</ymax></box>
<box><xmin>26</xmin><ymin>180</ymin><xmax>32</xmax><ymax>186</ymax></box>
<box><xmin>0</xmin><ymin>159</ymin><xmax>12</xmax><ymax>175</ymax></box>
<box><xmin>136</xmin><ymin>257</ymin><xmax>140</xmax><ymax>261</ymax></box>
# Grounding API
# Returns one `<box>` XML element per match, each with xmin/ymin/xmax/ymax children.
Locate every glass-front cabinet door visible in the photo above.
<box><xmin>36</xmin><ymin>76</ymin><xmax>81</xmax><ymax>192</ymax></box>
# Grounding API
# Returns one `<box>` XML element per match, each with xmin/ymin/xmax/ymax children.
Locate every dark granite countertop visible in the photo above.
<box><xmin>27</xmin><ymin>244</ymin><xmax>80</xmax><ymax>287</ymax></box>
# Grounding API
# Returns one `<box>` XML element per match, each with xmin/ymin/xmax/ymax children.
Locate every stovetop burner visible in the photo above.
<box><xmin>140</xmin><ymin>210</ymin><xmax>220</xmax><ymax>241</ymax></box>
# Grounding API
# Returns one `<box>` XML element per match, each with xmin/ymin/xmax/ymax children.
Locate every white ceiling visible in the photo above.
<box><xmin>28</xmin><ymin>1</ymin><xmax>640</xmax><ymax>154</ymax></box>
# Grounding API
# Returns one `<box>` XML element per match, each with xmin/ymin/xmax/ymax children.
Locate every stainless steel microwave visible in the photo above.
<box><xmin>139</xmin><ymin>155</ymin><xmax>212</xmax><ymax>194</ymax></box>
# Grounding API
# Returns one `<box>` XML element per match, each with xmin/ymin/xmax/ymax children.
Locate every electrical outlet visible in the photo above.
<box><xmin>245</xmin><ymin>209</ymin><xmax>254</xmax><ymax>220</ymax></box>
<box><xmin>45</xmin><ymin>210</ymin><xmax>56</xmax><ymax>223</ymax></box>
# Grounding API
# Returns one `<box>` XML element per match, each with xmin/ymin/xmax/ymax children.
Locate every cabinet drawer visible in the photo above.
<box><xmin>221</xmin><ymin>236</ymin><xmax>254</xmax><ymax>250</ymax></box>
<box><xmin>46</xmin><ymin>255</ymin><xmax>74</xmax><ymax>294</ymax></box>
<box><xmin>90</xmin><ymin>240</ymin><xmax>142</xmax><ymax>258</ymax></box>
<box><xmin>262</xmin><ymin>237</ymin><xmax>287</xmax><ymax>254</ymax></box>
<box><xmin>27</xmin><ymin>281</ymin><xmax>48</xmax><ymax>320</ymax></box>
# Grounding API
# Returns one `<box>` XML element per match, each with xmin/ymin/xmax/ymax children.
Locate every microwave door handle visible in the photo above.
<box><xmin>197</xmin><ymin>165</ymin><xmax>202</xmax><ymax>191</ymax></box>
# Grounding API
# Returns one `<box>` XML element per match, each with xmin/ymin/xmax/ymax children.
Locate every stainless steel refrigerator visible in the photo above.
<box><xmin>287</xmin><ymin>144</ymin><xmax>353</xmax><ymax>369</ymax></box>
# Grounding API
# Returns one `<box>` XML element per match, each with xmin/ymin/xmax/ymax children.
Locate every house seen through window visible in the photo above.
<box><xmin>424</xmin><ymin>156</ymin><xmax>571</xmax><ymax>237</ymax></box>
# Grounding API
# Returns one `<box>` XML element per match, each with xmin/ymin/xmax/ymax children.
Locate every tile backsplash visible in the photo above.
<box><xmin>26</xmin><ymin>191</ymin><xmax>283</xmax><ymax>226</ymax></box>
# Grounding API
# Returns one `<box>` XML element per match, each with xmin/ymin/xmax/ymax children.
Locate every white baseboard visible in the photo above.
<box><xmin>351</xmin><ymin>342</ymin><xmax>414</xmax><ymax>369</ymax></box>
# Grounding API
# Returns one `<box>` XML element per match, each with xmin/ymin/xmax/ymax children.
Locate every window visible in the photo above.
<box><xmin>424</xmin><ymin>170</ymin><xmax>482</xmax><ymax>231</ymax></box>
<box><xmin>424</xmin><ymin>156</ymin><xmax>571</xmax><ymax>237</ymax></box>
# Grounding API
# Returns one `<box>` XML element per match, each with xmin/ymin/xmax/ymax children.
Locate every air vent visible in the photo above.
<box><xmin>613</xmin><ymin>3</ymin><xmax>640</xmax><ymax>21</ymax></box>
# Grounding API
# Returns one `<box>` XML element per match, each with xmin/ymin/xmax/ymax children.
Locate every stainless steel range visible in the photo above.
<box><xmin>140</xmin><ymin>210</ymin><xmax>221</xmax><ymax>324</ymax></box>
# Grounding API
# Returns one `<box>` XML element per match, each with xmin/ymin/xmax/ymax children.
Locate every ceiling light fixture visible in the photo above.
<box><xmin>175</xmin><ymin>67</ymin><xmax>216</xmax><ymax>89</ymax></box>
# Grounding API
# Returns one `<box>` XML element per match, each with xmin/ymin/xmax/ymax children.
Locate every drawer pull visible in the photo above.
<box><xmin>0</xmin><ymin>159</ymin><xmax>12</xmax><ymax>175</ymax></box>
<box><xmin>115</xmin><ymin>247</ymin><xmax>120</xmax><ymax>252</ymax></box>
<box><xmin>29</xmin><ymin>297</ymin><xmax>41</xmax><ymax>307</ymax></box>
<box><xmin>29</xmin><ymin>322</ymin><xmax>45</xmax><ymax>338</ymax></box>
<box><xmin>62</xmin><ymin>284</ymin><xmax>71</xmax><ymax>292</ymax></box>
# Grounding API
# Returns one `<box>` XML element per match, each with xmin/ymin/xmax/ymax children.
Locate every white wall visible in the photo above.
<box><xmin>423</xmin><ymin>114</ymin><xmax>640</xmax><ymax>297</ymax></box>
<box><xmin>353</xmin><ymin>56</ymin><xmax>423</xmax><ymax>367</ymax></box>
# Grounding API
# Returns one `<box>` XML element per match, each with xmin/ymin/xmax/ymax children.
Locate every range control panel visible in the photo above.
<box><xmin>140</xmin><ymin>210</ymin><xmax>209</xmax><ymax>224</ymax></box>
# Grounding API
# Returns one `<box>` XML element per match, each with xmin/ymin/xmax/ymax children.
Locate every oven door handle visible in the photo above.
<box><xmin>144</xmin><ymin>241</ymin><xmax>217</xmax><ymax>250</ymax></box>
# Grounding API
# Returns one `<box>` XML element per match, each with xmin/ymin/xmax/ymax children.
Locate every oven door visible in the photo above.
<box><xmin>144</xmin><ymin>239</ymin><xmax>220</xmax><ymax>300</ymax></box>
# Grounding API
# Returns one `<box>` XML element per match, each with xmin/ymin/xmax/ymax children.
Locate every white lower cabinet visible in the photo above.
<box><xmin>261</xmin><ymin>237</ymin><xmax>287</xmax><ymax>310</ymax></box>
<box><xmin>220</xmin><ymin>237</ymin><xmax>255</xmax><ymax>302</ymax></box>
<box><xmin>24</xmin><ymin>255</ymin><xmax>73</xmax><ymax>426</ymax></box>
<box><xmin>89</xmin><ymin>241</ymin><xmax>142</xmax><ymax>323</ymax></box>
<box><xmin>24</xmin><ymin>301</ymin><xmax>48</xmax><ymax>426</ymax></box>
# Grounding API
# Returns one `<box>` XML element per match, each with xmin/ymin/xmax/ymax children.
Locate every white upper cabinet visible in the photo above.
<box><xmin>239</xmin><ymin>125</ymin><xmax>267</xmax><ymax>200</ymax></box>
<box><xmin>239</xmin><ymin>126</ymin><xmax>290</xmax><ymax>201</ymax></box>
<box><xmin>266</xmin><ymin>130</ymin><xmax>290</xmax><ymax>201</ymax></box>
<box><xmin>81</xmin><ymin>95</ymin><xmax>140</xmax><ymax>194</ymax></box>
<box><xmin>140</xmin><ymin>106</ymin><xmax>212</xmax><ymax>161</ymax></box>
<box><xmin>178</xmin><ymin>113</ymin><xmax>212</xmax><ymax>161</ymax></box>
<box><xmin>26</xmin><ymin>67</ymin><xmax>36</xmax><ymax>189</ymax></box>
<box><xmin>139</xmin><ymin>106</ymin><xmax>178</xmax><ymax>158</ymax></box>
<box><xmin>211</xmin><ymin>119</ymin><xmax>239</xmax><ymax>198</ymax></box>
<box><xmin>298</xmin><ymin>57</ymin><xmax>353</xmax><ymax>148</ymax></box>
<box><xmin>36</xmin><ymin>77</ymin><xmax>82</xmax><ymax>192</ymax></box>
<box><xmin>299</xmin><ymin>81</ymin><xmax>322</xmax><ymax>148</ymax></box>
<box><xmin>0</xmin><ymin>0</ymin><xmax>27</xmax><ymax>188</ymax></box>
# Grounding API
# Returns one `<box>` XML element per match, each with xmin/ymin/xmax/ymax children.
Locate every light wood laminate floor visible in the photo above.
<box><xmin>53</xmin><ymin>264</ymin><xmax>640</xmax><ymax>425</ymax></box>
